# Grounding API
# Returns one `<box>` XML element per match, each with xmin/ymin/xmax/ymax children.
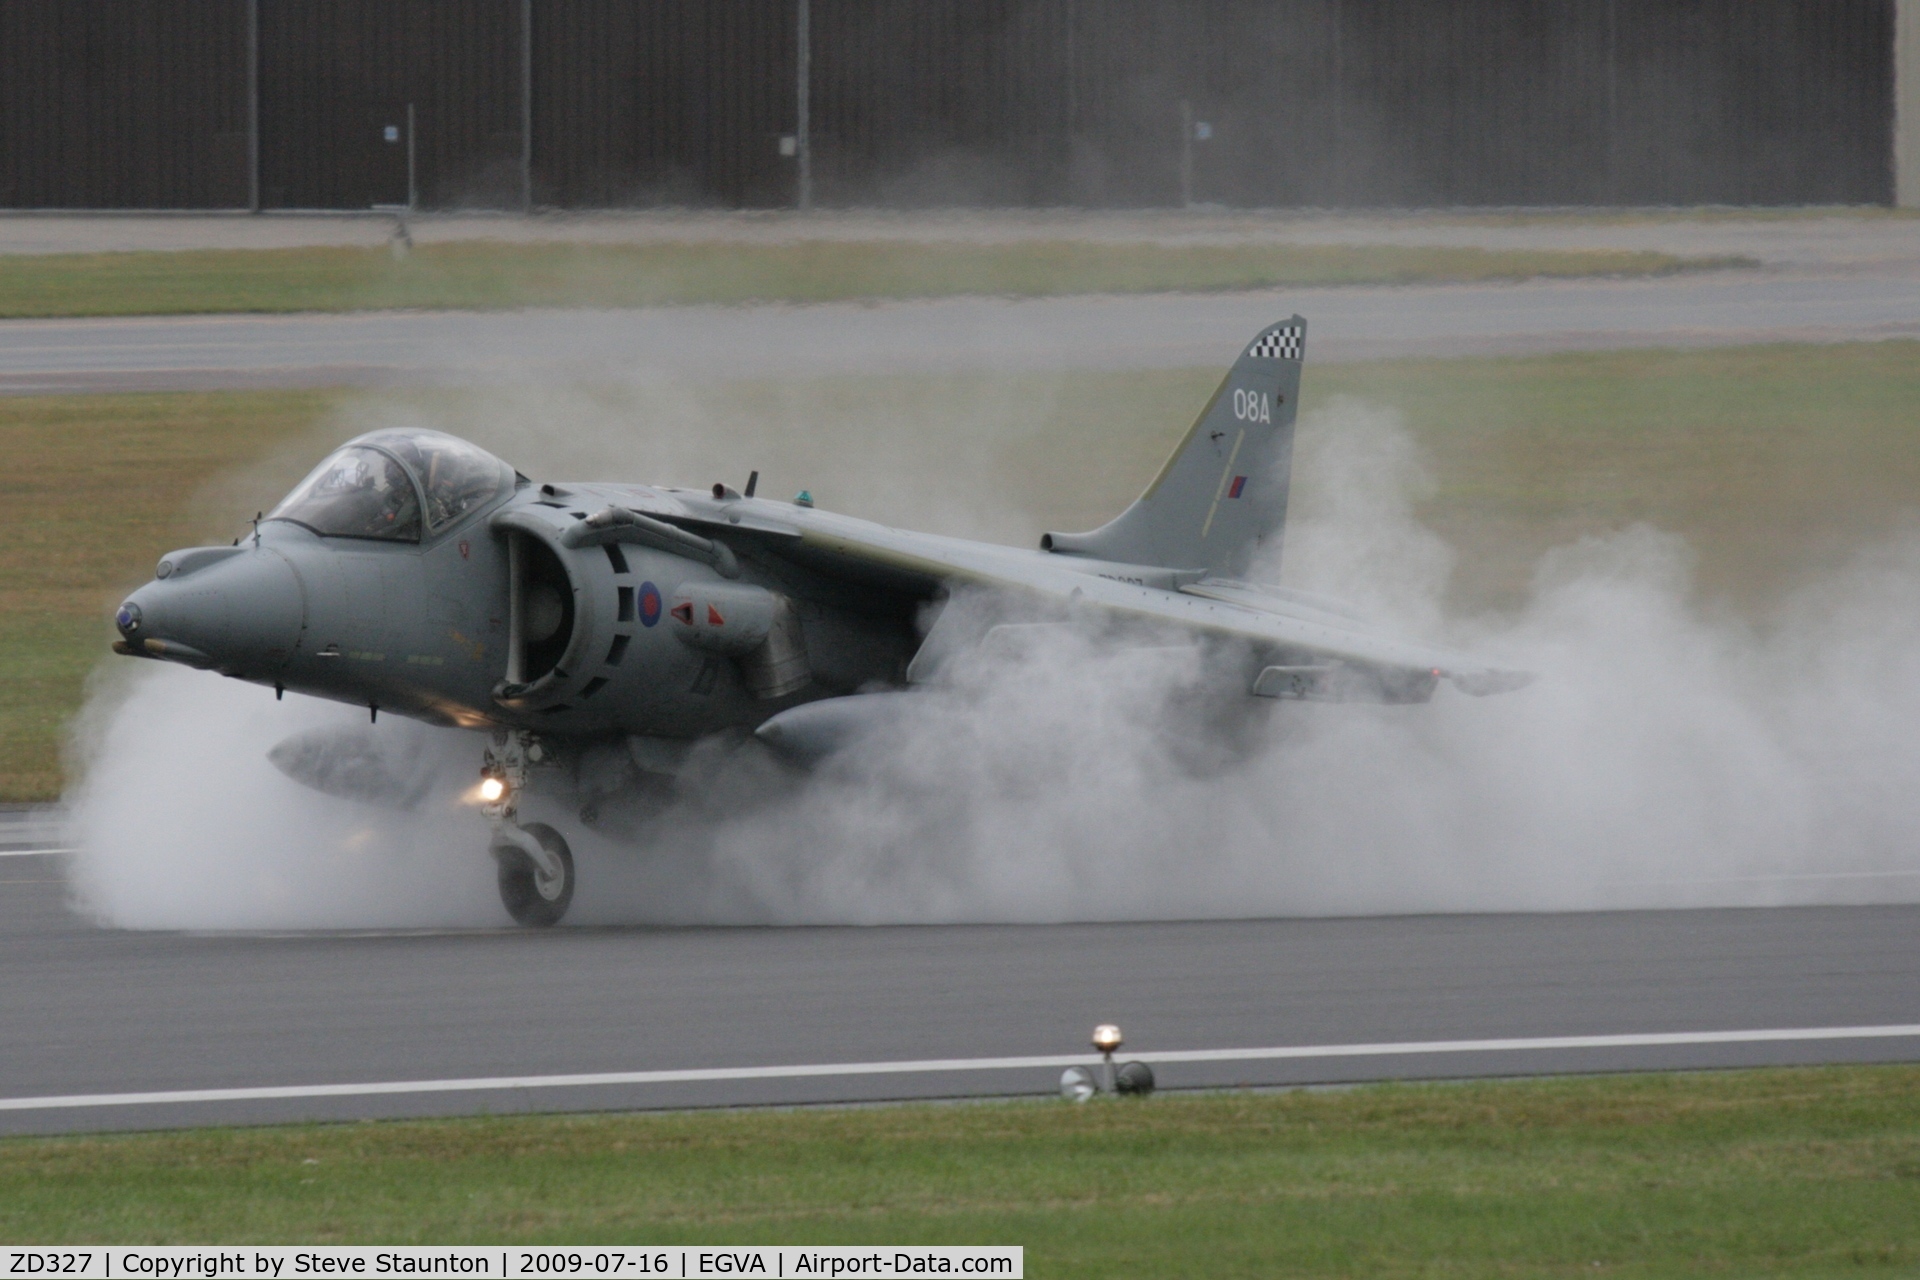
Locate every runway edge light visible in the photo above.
<box><xmin>1081</xmin><ymin>1022</ymin><xmax>1155</xmax><ymax>1099</ymax></box>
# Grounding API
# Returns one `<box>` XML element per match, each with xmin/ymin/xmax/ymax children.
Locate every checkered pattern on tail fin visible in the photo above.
<box><xmin>1249</xmin><ymin>324</ymin><xmax>1304</xmax><ymax>361</ymax></box>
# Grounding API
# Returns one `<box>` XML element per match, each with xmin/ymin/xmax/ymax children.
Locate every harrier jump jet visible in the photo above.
<box><xmin>113</xmin><ymin>317</ymin><xmax>1527</xmax><ymax>925</ymax></box>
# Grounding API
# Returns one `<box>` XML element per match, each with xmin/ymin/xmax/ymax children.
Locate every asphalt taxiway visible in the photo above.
<box><xmin>6</xmin><ymin>211</ymin><xmax>1916</xmax><ymax>395</ymax></box>
<box><xmin>3</xmin><ymin>269</ymin><xmax>1918</xmax><ymax>396</ymax></box>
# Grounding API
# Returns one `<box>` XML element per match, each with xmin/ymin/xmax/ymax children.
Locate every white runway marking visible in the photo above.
<box><xmin>4</xmin><ymin>1023</ymin><xmax>1917</xmax><ymax>1113</ymax></box>
<box><xmin>0</xmin><ymin>848</ymin><xmax>70</xmax><ymax>857</ymax></box>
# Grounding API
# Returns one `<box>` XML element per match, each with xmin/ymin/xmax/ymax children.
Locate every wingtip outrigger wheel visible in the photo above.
<box><xmin>480</xmin><ymin>731</ymin><xmax>576</xmax><ymax>927</ymax></box>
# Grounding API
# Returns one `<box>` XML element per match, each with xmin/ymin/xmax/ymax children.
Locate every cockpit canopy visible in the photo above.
<box><xmin>267</xmin><ymin>430</ymin><xmax>515</xmax><ymax>543</ymax></box>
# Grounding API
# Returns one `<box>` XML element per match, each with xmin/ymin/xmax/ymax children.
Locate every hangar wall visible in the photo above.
<box><xmin>1898</xmin><ymin>0</ymin><xmax>1920</xmax><ymax>206</ymax></box>
<box><xmin>0</xmin><ymin>0</ymin><xmax>251</xmax><ymax>208</ymax></box>
<box><xmin>258</xmin><ymin>4</ymin><xmax>526</xmax><ymax>211</ymax></box>
<box><xmin>532</xmin><ymin>0</ymin><xmax>797</xmax><ymax>208</ymax></box>
<box><xmin>0</xmin><ymin>0</ymin><xmax>1898</xmax><ymax>212</ymax></box>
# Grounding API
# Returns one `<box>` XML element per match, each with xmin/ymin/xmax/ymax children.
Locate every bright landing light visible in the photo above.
<box><xmin>478</xmin><ymin>777</ymin><xmax>506</xmax><ymax>803</ymax></box>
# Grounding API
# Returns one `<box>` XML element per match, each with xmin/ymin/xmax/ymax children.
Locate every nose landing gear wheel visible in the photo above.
<box><xmin>493</xmin><ymin>822</ymin><xmax>575</xmax><ymax>927</ymax></box>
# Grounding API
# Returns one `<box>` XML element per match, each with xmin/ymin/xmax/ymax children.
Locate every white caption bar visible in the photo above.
<box><xmin>2</xmin><ymin>1024</ymin><xmax>1916</xmax><ymax>1114</ymax></box>
<box><xmin>1</xmin><ymin>1248</ymin><xmax>1021</xmax><ymax>1280</ymax></box>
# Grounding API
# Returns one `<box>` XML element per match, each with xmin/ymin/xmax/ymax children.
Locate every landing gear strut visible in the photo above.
<box><xmin>480</xmin><ymin>731</ymin><xmax>576</xmax><ymax>927</ymax></box>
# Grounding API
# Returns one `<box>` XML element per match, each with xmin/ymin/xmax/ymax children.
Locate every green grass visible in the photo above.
<box><xmin>1308</xmin><ymin>342</ymin><xmax>1920</xmax><ymax>613</ymax></box>
<box><xmin>1418</xmin><ymin>204</ymin><xmax>1920</xmax><ymax>227</ymax></box>
<box><xmin>6</xmin><ymin>341</ymin><xmax>1918</xmax><ymax>801</ymax></box>
<box><xmin>3</xmin><ymin>1066</ymin><xmax>1919</xmax><ymax>1274</ymax></box>
<box><xmin>0</xmin><ymin>241</ymin><xmax>1746</xmax><ymax>318</ymax></box>
<box><xmin>0</xmin><ymin>390</ymin><xmax>334</xmax><ymax>800</ymax></box>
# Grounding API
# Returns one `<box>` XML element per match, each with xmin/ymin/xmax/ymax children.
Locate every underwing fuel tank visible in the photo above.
<box><xmin>115</xmin><ymin>544</ymin><xmax>304</xmax><ymax>678</ymax></box>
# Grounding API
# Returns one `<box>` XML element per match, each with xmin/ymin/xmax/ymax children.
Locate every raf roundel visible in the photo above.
<box><xmin>637</xmin><ymin>581</ymin><xmax>663</xmax><ymax>627</ymax></box>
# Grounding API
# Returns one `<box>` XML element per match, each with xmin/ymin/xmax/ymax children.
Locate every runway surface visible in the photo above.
<box><xmin>4</xmin><ymin>809</ymin><xmax>1919</xmax><ymax>1135</ymax></box>
<box><xmin>6</xmin><ymin>218</ymin><xmax>1919</xmax><ymax>1134</ymax></box>
<box><xmin>3</xmin><ymin>269</ymin><xmax>1918</xmax><ymax>395</ymax></box>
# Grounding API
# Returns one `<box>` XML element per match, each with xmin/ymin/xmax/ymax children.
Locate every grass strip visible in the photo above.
<box><xmin>1414</xmin><ymin>204</ymin><xmax>1920</xmax><ymax>227</ymax></box>
<box><xmin>0</xmin><ymin>241</ymin><xmax>1746</xmax><ymax>318</ymax></box>
<box><xmin>0</xmin><ymin>390</ymin><xmax>334</xmax><ymax>800</ymax></box>
<box><xmin>5</xmin><ymin>342</ymin><xmax>1916</xmax><ymax>801</ymax></box>
<box><xmin>1</xmin><ymin>1065</ymin><xmax>1917</xmax><ymax>1274</ymax></box>
<box><xmin>1306</xmin><ymin>340</ymin><xmax>1920</xmax><ymax>615</ymax></box>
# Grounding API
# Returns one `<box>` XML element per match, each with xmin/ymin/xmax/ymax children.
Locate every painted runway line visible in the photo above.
<box><xmin>5</xmin><ymin>1023</ymin><xmax>1918</xmax><ymax>1113</ymax></box>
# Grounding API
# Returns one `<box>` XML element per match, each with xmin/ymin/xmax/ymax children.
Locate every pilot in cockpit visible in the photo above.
<box><xmin>266</xmin><ymin>430</ymin><xmax>513</xmax><ymax>543</ymax></box>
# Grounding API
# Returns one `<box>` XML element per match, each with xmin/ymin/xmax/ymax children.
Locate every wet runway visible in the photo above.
<box><xmin>5</xmin><ymin>227</ymin><xmax>1919</xmax><ymax>1134</ymax></box>
<box><xmin>4</xmin><ymin>816</ymin><xmax>1918</xmax><ymax>1135</ymax></box>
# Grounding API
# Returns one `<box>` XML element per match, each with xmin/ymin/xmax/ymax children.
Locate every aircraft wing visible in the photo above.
<box><xmin>639</xmin><ymin>492</ymin><xmax>1529</xmax><ymax>703</ymax></box>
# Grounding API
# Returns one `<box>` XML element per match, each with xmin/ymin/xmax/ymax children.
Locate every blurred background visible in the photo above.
<box><xmin>0</xmin><ymin>0</ymin><xmax>1908</xmax><ymax>213</ymax></box>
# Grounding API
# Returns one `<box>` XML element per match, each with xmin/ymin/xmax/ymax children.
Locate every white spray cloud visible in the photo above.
<box><xmin>1278</xmin><ymin>395</ymin><xmax>1457</xmax><ymax>635</ymax></box>
<box><xmin>64</xmin><ymin>668</ymin><xmax>500</xmax><ymax>931</ymax></box>
<box><xmin>65</xmin><ymin>394</ymin><xmax>1920</xmax><ymax>929</ymax></box>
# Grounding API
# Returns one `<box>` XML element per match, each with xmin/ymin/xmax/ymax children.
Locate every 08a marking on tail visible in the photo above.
<box><xmin>1232</xmin><ymin>388</ymin><xmax>1272</xmax><ymax>423</ymax></box>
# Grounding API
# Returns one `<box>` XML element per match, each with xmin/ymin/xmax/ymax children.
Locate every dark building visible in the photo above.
<box><xmin>0</xmin><ymin>0</ymin><xmax>1897</xmax><ymax>212</ymax></box>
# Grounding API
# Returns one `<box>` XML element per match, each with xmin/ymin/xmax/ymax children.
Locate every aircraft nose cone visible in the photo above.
<box><xmin>122</xmin><ymin>547</ymin><xmax>304</xmax><ymax>675</ymax></box>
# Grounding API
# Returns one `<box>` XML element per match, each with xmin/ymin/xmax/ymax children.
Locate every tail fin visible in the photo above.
<box><xmin>1042</xmin><ymin>317</ymin><xmax>1304</xmax><ymax>578</ymax></box>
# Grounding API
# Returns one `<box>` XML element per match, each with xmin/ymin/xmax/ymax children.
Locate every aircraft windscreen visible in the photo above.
<box><xmin>267</xmin><ymin>446</ymin><xmax>422</xmax><ymax>542</ymax></box>
<box><xmin>370</xmin><ymin>431</ymin><xmax>513</xmax><ymax>530</ymax></box>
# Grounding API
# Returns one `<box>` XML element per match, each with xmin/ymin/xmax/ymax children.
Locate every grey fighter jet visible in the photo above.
<box><xmin>113</xmin><ymin>317</ymin><xmax>1527</xmax><ymax>926</ymax></box>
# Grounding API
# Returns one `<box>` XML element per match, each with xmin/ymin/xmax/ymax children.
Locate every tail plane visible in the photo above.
<box><xmin>1042</xmin><ymin>316</ymin><xmax>1304</xmax><ymax>579</ymax></box>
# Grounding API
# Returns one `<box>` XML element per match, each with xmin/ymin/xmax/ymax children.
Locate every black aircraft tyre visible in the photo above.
<box><xmin>493</xmin><ymin>822</ymin><xmax>575</xmax><ymax>927</ymax></box>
